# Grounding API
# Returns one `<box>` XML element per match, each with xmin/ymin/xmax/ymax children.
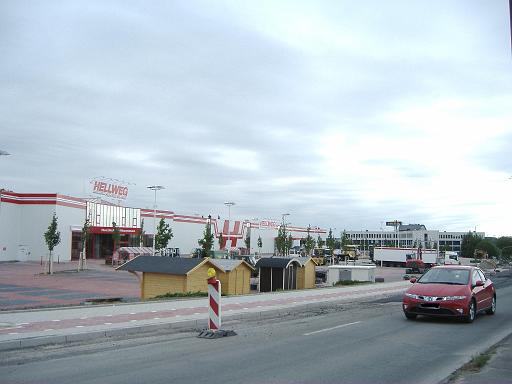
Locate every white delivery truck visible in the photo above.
<box><xmin>373</xmin><ymin>247</ymin><xmax>438</xmax><ymax>268</ymax></box>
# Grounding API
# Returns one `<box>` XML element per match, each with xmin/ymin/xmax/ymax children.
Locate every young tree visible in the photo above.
<box><xmin>286</xmin><ymin>234</ymin><xmax>293</xmax><ymax>256</ymax></box>
<box><xmin>136</xmin><ymin>218</ymin><xmax>145</xmax><ymax>247</ymax></box>
<box><xmin>112</xmin><ymin>221</ymin><xmax>121</xmax><ymax>260</ymax></box>
<box><xmin>218</xmin><ymin>233</ymin><xmax>224</xmax><ymax>250</ymax></box>
<box><xmin>275</xmin><ymin>225</ymin><xmax>287</xmax><ymax>256</ymax></box>
<box><xmin>304</xmin><ymin>226</ymin><xmax>316</xmax><ymax>256</ymax></box>
<box><xmin>245</xmin><ymin>234</ymin><xmax>251</xmax><ymax>252</ymax></box>
<box><xmin>44</xmin><ymin>213</ymin><xmax>61</xmax><ymax>275</ymax></box>
<box><xmin>326</xmin><ymin>228</ymin><xmax>336</xmax><ymax>257</ymax></box>
<box><xmin>198</xmin><ymin>222</ymin><xmax>214</xmax><ymax>258</ymax></box>
<box><xmin>317</xmin><ymin>235</ymin><xmax>325</xmax><ymax>248</ymax></box>
<box><xmin>78</xmin><ymin>218</ymin><xmax>90</xmax><ymax>271</ymax></box>
<box><xmin>257</xmin><ymin>236</ymin><xmax>263</xmax><ymax>254</ymax></box>
<box><xmin>155</xmin><ymin>218</ymin><xmax>173</xmax><ymax>253</ymax></box>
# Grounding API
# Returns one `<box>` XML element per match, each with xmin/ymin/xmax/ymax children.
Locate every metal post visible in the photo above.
<box><xmin>147</xmin><ymin>185</ymin><xmax>165</xmax><ymax>256</ymax></box>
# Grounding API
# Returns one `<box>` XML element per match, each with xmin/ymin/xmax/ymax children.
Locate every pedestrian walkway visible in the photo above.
<box><xmin>0</xmin><ymin>280</ymin><xmax>410</xmax><ymax>350</ymax></box>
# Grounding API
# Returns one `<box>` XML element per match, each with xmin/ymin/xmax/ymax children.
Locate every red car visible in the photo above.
<box><xmin>402</xmin><ymin>265</ymin><xmax>496</xmax><ymax>323</ymax></box>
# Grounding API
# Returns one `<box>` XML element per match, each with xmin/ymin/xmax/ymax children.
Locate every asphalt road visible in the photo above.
<box><xmin>2</xmin><ymin>271</ymin><xmax>511</xmax><ymax>384</ymax></box>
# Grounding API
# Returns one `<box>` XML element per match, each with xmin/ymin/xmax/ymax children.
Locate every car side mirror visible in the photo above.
<box><xmin>474</xmin><ymin>280</ymin><xmax>484</xmax><ymax>287</ymax></box>
<box><xmin>410</xmin><ymin>277</ymin><xmax>417</xmax><ymax>283</ymax></box>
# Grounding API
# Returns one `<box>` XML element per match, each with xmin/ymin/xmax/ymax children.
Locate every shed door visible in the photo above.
<box><xmin>340</xmin><ymin>269</ymin><xmax>351</xmax><ymax>281</ymax></box>
<box><xmin>284</xmin><ymin>265</ymin><xmax>297</xmax><ymax>290</ymax></box>
<box><xmin>260</xmin><ymin>268</ymin><xmax>271</xmax><ymax>292</ymax></box>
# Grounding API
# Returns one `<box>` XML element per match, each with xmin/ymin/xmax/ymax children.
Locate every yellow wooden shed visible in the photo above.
<box><xmin>117</xmin><ymin>256</ymin><xmax>224</xmax><ymax>299</ymax></box>
<box><xmin>295</xmin><ymin>257</ymin><xmax>317</xmax><ymax>289</ymax></box>
<box><xmin>208</xmin><ymin>259</ymin><xmax>254</xmax><ymax>295</ymax></box>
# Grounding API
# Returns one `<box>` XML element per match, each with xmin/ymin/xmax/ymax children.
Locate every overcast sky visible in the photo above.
<box><xmin>1</xmin><ymin>1</ymin><xmax>511</xmax><ymax>237</ymax></box>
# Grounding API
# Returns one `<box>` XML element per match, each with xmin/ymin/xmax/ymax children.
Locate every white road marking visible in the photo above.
<box><xmin>243</xmin><ymin>308</ymin><xmax>249</xmax><ymax>310</ymax></box>
<box><xmin>151</xmin><ymin>310</ymin><xmax>157</xmax><ymax>313</ymax></box>
<box><xmin>80</xmin><ymin>317</ymin><xmax>87</xmax><ymax>320</ymax></box>
<box><xmin>153</xmin><ymin>317</ymin><xmax>160</xmax><ymax>320</ymax></box>
<box><xmin>130</xmin><ymin>320</ymin><xmax>137</xmax><ymax>322</ymax></box>
<box><xmin>17</xmin><ymin>323</ymin><xmax>29</xmax><ymax>325</ymax></box>
<box><xmin>52</xmin><ymin>319</ymin><xmax>60</xmax><ymax>322</ymax></box>
<box><xmin>75</xmin><ymin>326</ymin><xmax>84</xmax><ymax>328</ymax></box>
<box><xmin>194</xmin><ymin>313</ymin><xmax>201</xmax><ymax>315</ymax></box>
<box><xmin>303</xmin><ymin>321</ymin><xmax>361</xmax><ymax>336</ymax></box>
<box><xmin>44</xmin><ymin>329</ymin><xmax>54</xmax><ymax>331</ymax></box>
<box><xmin>8</xmin><ymin>332</ymin><xmax>19</xmax><ymax>335</ymax></box>
<box><xmin>104</xmin><ymin>323</ymin><xmax>112</xmax><ymax>325</ymax></box>
<box><xmin>130</xmin><ymin>313</ymin><xmax>136</xmax><ymax>315</ymax></box>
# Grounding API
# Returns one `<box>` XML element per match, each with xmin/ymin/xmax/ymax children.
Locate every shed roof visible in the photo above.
<box><xmin>255</xmin><ymin>257</ymin><xmax>301</xmax><ymax>269</ymax></box>
<box><xmin>116</xmin><ymin>256</ymin><xmax>210</xmax><ymax>275</ymax></box>
<box><xmin>209</xmin><ymin>259</ymin><xmax>255</xmax><ymax>272</ymax></box>
<box><xmin>294</xmin><ymin>257</ymin><xmax>316</xmax><ymax>266</ymax></box>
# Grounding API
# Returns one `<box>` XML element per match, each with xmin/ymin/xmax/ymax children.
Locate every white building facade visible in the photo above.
<box><xmin>0</xmin><ymin>191</ymin><xmax>326</xmax><ymax>262</ymax></box>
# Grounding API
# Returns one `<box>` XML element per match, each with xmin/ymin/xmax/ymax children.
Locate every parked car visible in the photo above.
<box><xmin>402</xmin><ymin>265</ymin><xmax>496</xmax><ymax>323</ymax></box>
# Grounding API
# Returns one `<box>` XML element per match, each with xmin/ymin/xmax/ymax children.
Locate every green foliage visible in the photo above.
<box><xmin>340</xmin><ymin>230</ymin><xmax>352</xmax><ymax>250</ymax></box>
<box><xmin>112</xmin><ymin>221</ymin><xmax>121</xmax><ymax>252</ymax></box>
<box><xmin>496</xmin><ymin>236</ymin><xmax>512</xmax><ymax>250</ymax></box>
<box><xmin>317</xmin><ymin>235</ymin><xmax>325</xmax><ymax>248</ymax></box>
<box><xmin>245</xmin><ymin>235</ymin><xmax>250</xmax><ymax>250</ymax></box>
<box><xmin>257</xmin><ymin>235</ymin><xmax>263</xmax><ymax>250</ymax></box>
<box><xmin>326</xmin><ymin>228</ymin><xmax>335</xmax><ymax>253</ymax></box>
<box><xmin>333</xmin><ymin>280</ymin><xmax>371</xmax><ymax>286</ymax></box>
<box><xmin>461</xmin><ymin>232</ymin><xmax>482</xmax><ymax>258</ymax></box>
<box><xmin>275</xmin><ymin>225</ymin><xmax>287</xmax><ymax>256</ymax></box>
<box><xmin>152</xmin><ymin>291</ymin><xmax>208</xmax><ymax>299</ymax></box>
<box><xmin>155</xmin><ymin>218</ymin><xmax>173</xmax><ymax>251</ymax></box>
<box><xmin>198</xmin><ymin>222</ymin><xmax>214</xmax><ymax>257</ymax></box>
<box><xmin>137</xmin><ymin>218</ymin><xmax>145</xmax><ymax>247</ymax></box>
<box><xmin>44</xmin><ymin>213</ymin><xmax>61</xmax><ymax>252</ymax></box>
<box><xmin>81</xmin><ymin>218</ymin><xmax>90</xmax><ymax>250</ymax></box>
<box><xmin>475</xmin><ymin>239</ymin><xmax>499</xmax><ymax>258</ymax></box>
<box><xmin>304</xmin><ymin>226</ymin><xmax>316</xmax><ymax>256</ymax></box>
<box><xmin>218</xmin><ymin>233</ymin><xmax>224</xmax><ymax>249</ymax></box>
<box><xmin>286</xmin><ymin>234</ymin><xmax>293</xmax><ymax>255</ymax></box>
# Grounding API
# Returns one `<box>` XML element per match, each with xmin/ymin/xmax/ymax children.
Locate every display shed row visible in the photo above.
<box><xmin>117</xmin><ymin>256</ymin><xmax>254</xmax><ymax>299</ymax></box>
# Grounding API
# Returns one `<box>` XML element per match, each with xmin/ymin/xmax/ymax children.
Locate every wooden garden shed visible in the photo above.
<box><xmin>255</xmin><ymin>257</ymin><xmax>302</xmax><ymax>292</ymax></box>
<box><xmin>295</xmin><ymin>257</ymin><xmax>317</xmax><ymax>289</ymax></box>
<box><xmin>209</xmin><ymin>259</ymin><xmax>254</xmax><ymax>295</ymax></box>
<box><xmin>117</xmin><ymin>256</ymin><xmax>223</xmax><ymax>299</ymax></box>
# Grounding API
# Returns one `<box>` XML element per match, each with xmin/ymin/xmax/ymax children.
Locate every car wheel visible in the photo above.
<box><xmin>404</xmin><ymin>312</ymin><xmax>417</xmax><ymax>320</ymax></box>
<box><xmin>464</xmin><ymin>299</ymin><xmax>476</xmax><ymax>323</ymax></box>
<box><xmin>486</xmin><ymin>296</ymin><xmax>496</xmax><ymax>315</ymax></box>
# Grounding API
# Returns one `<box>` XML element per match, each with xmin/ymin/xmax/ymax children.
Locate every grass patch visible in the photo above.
<box><xmin>333</xmin><ymin>280</ymin><xmax>372</xmax><ymax>287</ymax></box>
<box><xmin>446</xmin><ymin>347</ymin><xmax>497</xmax><ymax>382</ymax></box>
<box><xmin>152</xmin><ymin>291</ymin><xmax>208</xmax><ymax>299</ymax></box>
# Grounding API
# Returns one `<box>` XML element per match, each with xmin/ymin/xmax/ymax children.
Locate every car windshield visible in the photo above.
<box><xmin>418</xmin><ymin>269</ymin><xmax>469</xmax><ymax>285</ymax></box>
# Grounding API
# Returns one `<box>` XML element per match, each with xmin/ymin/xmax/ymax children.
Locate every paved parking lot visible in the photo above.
<box><xmin>0</xmin><ymin>260</ymin><xmax>139</xmax><ymax>310</ymax></box>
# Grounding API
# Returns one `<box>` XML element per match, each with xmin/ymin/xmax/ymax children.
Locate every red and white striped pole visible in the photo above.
<box><xmin>207</xmin><ymin>268</ymin><xmax>221</xmax><ymax>331</ymax></box>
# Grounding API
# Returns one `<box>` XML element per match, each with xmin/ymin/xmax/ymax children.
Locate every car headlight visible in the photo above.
<box><xmin>405</xmin><ymin>293</ymin><xmax>420</xmax><ymax>299</ymax></box>
<box><xmin>443</xmin><ymin>296</ymin><xmax>467</xmax><ymax>301</ymax></box>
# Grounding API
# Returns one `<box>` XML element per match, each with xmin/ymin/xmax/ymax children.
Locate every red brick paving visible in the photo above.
<box><xmin>0</xmin><ymin>260</ymin><xmax>140</xmax><ymax>310</ymax></box>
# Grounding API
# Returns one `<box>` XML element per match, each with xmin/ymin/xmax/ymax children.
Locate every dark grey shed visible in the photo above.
<box><xmin>255</xmin><ymin>257</ymin><xmax>301</xmax><ymax>292</ymax></box>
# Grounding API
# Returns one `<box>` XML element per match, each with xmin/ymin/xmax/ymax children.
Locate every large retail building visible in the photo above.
<box><xmin>0</xmin><ymin>191</ymin><xmax>326</xmax><ymax>262</ymax></box>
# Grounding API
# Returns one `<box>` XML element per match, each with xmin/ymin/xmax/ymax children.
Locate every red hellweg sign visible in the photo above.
<box><xmin>92</xmin><ymin>180</ymin><xmax>129</xmax><ymax>200</ymax></box>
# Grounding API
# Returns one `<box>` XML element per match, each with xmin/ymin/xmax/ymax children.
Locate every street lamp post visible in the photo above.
<box><xmin>282</xmin><ymin>213</ymin><xmax>290</xmax><ymax>256</ymax></box>
<box><xmin>147</xmin><ymin>185</ymin><xmax>165</xmax><ymax>256</ymax></box>
<box><xmin>224</xmin><ymin>202</ymin><xmax>235</xmax><ymax>255</ymax></box>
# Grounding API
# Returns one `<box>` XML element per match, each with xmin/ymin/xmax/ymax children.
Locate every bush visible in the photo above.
<box><xmin>152</xmin><ymin>291</ymin><xmax>207</xmax><ymax>299</ymax></box>
<box><xmin>333</xmin><ymin>280</ymin><xmax>371</xmax><ymax>286</ymax></box>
